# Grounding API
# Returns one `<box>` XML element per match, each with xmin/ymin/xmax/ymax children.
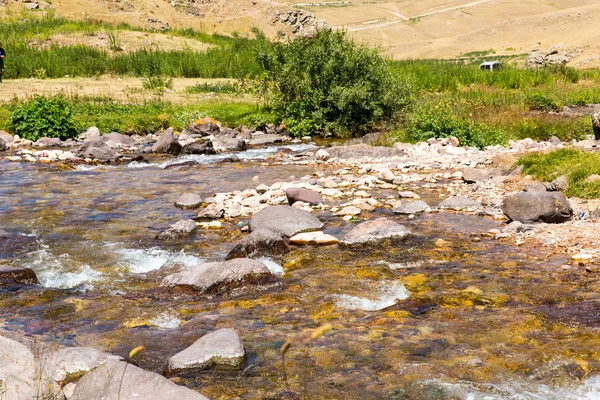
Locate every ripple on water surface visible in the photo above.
<box><xmin>336</xmin><ymin>280</ymin><xmax>410</xmax><ymax>311</ymax></box>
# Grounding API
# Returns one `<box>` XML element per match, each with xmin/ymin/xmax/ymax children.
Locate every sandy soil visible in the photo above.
<box><xmin>0</xmin><ymin>77</ymin><xmax>247</xmax><ymax>105</ymax></box>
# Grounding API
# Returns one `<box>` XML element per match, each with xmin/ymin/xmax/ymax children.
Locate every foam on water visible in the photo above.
<box><xmin>23</xmin><ymin>247</ymin><xmax>101</xmax><ymax>290</ymax></box>
<box><xmin>257</xmin><ymin>257</ymin><xmax>285</xmax><ymax>277</ymax></box>
<box><xmin>336</xmin><ymin>280</ymin><xmax>410</xmax><ymax>311</ymax></box>
<box><xmin>113</xmin><ymin>247</ymin><xmax>203</xmax><ymax>273</ymax></box>
<box><xmin>424</xmin><ymin>376</ymin><xmax>600</xmax><ymax>400</ymax></box>
<box><xmin>148</xmin><ymin>312</ymin><xmax>183</xmax><ymax>329</ymax></box>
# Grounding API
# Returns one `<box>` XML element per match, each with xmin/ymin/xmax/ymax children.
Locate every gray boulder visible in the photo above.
<box><xmin>103</xmin><ymin>132</ymin><xmax>135</xmax><ymax>148</ymax></box>
<box><xmin>462</xmin><ymin>168</ymin><xmax>503</xmax><ymax>183</ymax></box>
<box><xmin>166</xmin><ymin>328</ymin><xmax>245</xmax><ymax>374</ymax></box>
<box><xmin>156</xmin><ymin>219</ymin><xmax>197</xmax><ymax>240</ymax></box>
<box><xmin>210</xmin><ymin>135</ymin><xmax>246</xmax><ymax>152</ymax></box>
<box><xmin>183</xmin><ymin>121</ymin><xmax>220</xmax><ymax>137</ymax></box>
<box><xmin>0</xmin><ymin>138</ymin><xmax>8</xmax><ymax>151</ymax></box>
<box><xmin>0</xmin><ymin>336</ymin><xmax>37</xmax><ymax>400</ymax></box>
<box><xmin>0</xmin><ymin>130</ymin><xmax>14</xmax><ymax>143</ymax></box>
<box><xmin>438</xmin><ymin>196</ymin><xmax>481</xmax><ymax>210</ymax></box>
<box><xmin>0</xmin><ymin>265</ymin><xmax>38</xmax><ymax>286</ymax></box>
<box><xmin>250</xmin><ymin>205</ymin><xmax>323</xmax><ymax>237</ymax></box>
<box><xmin>248</xmin><ymin>134</ymin><xmax>286</xmax><ymax>146</ymax></box>
<box><xmin>160</xmin><ymin>258</ymin><xmax>272</xmax><ymax>293</ymax></box>
<box><xmin>392</xmin><ymin>200</ymin><xmax>429</xmax><ymax>215</ymax></box>
<box><xmin>70</xmin><ymin>360</ymin><xmax>209</xmax><ymax>400</ymax></box>
<box><xmin>175</xmin><ymin>193</ymin><xmax>202</xmax><ymax>209</ymax></box>
<box><xmin>78</xmin><ymin>136</ymin><xmax>117</xmax><ymax>161</ymax></box>
<box><xmin>502</xmin><ymin>191</ymin><xmax>573</xmax><ymax>223</ymax></box>
<box><xmin>524</xmin><ymin>182</ymin><xmax>548</xmax><ymax>193</ymax></box>
<box><xmin>225</xmin><ymin>228</ymin><xmax>289</xmax><ymax>260</ymax></box>
<box><xmin>152</xmin><ymin>129</ymin><xmax>182</xmax><ymax>155</ymax></box>
<box><xmin>43</xmin><ymin>347</ymin><xmax>123</xmax><ymax>388</ymax></box>
<box><xmin>551</xmin><ymin>175</ymin><xmax>568</xmax><ymax>192</ymax></box>
<box><xmin>182</xmin><ymin>140</ymin><xmax>215</xmax><ymax>155</ymax></box>
<box><xmin>195</xmin><ymin>203</ymin><xmax>225</xmax><ymax>220</ymax></box>
<box><xmin>340</xmin><ymin>217</ymin><xmax>411</xmax><ymax>247</ymax></box>
<box><xmin>285</xmin><ymin>187</ymin><xmax>323</xmax><ymax>206</ymax></box>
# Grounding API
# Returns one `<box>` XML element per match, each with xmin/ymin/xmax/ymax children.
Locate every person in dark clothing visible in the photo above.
<box><xmin>0</xmin><ymin>43</ymin><xmax>5</xmax><ymax>83</ymax></box>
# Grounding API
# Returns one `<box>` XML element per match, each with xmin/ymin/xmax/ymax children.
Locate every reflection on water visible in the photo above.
<box><xmin>1</xmin><ymin>156</ymin><xmax>600</xmax><ymax>399</ymax></box>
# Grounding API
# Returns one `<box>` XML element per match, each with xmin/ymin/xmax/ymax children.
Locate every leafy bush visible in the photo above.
<box><xmin>255</xmin><ymin>29</ymin><xmax>412</xmax><ymax>137</ymax></box>
<box><xmin>142</xmin><ymin>74</ymin><xmax>174</xmax><ymax>92</ymax></box>
<box><xmin>525</xmin><ymin>92</ymin><xmax>562</xmax><ymax>112</ymax></box>
<box><xmin>7</xmin><ymin>95</ymin><xmax>79</xmax><ymax>141</ymax></box>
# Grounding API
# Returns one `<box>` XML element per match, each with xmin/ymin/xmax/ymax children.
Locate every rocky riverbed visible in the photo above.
<box><xmin>3</xmin><ymin>125</ymin><xmax>600</xmax><ymax>399</ymax></box>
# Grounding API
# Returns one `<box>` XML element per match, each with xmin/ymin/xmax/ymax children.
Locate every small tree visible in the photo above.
<box><xmin>7</xmin><ymin>95</ymin><xmax>79</xmax><ymax>142</ymax></box>
<box><xmin>255</xmin><ymin>30</ymin><xmax>412</xmax><ymax>137</ymax></box>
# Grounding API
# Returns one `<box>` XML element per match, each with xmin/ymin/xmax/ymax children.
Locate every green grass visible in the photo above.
<box><xmin>519</xmin><ymin>149</ymin><xmax>600</xmax><ymax>198</ymax></box>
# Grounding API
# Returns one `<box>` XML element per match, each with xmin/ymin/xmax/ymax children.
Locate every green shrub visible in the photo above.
<box><xmin>7</xmin><ymin>95</ymin><xmax>79</xmax><ymax>141</ymax></box>
<box><xmin>142</xmin><ymin>74</ymin><xmax>174</xmax><ymax>92</ymax></box>
<box><xmin>255</xmin><ymin>30</ymin><xmax>412</xmax><ymax>137</ymax></box>
<box><xmin>525</xmin><ymin>92</ymin><xmax>562</xmax><ymax>112</ymax></box>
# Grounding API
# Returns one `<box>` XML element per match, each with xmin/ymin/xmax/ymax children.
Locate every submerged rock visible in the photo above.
<box><xmin>156</xmin><ymin>219</ymin><xmax>197</xmax><ymax>240</ymax></box>
<box><xmin>166</xmin><ymin>328</ymin><xmax>245</xmax><ymax>374</ymax></box>
<box><xmin>225</xmin><ymin>228</ymin><xmax>289</xmax><ymax>260</ymax></box>
<box><xmin>0</xmin><ymin>265</ymin><xmax>38</xmax><ymax>286</ymax></box>
<box><xmin>340</xmin><ymin>217</ymin><xmax>410</xmax><ymax>247</ymax></box>
<box><xmin>501</xmin><ymin>191</ymin><xmax>573</xmax><ymax>223</ymax></box>
<box><xmin>160</xmin><ymin>258</ymin><xmax>272</xmax><ymax>293</ymax></box>
<box><xmin>250</xmin><ymin>205</ymin><xmax>323</xmax><ymax>237</ymax></box>
<box><xmin>70</xmin><ymin>360</ymin><xmax>209</xmax><ymax>400</ymax></box>
<box><xmin>0</xmin><ymin>336</ymin><xmax>37</xmax><ymax>400</ymax></box>
<box><xmin>285</xmin><ymin>187</ymin><xmax>323</xmax><ymax>206</ymax></box>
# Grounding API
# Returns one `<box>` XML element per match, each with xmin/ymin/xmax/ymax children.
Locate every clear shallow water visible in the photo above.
<box><xmin>1</xmin><ymin>156</ymin><xmax>600</xmax><ymax>399</ymax></box>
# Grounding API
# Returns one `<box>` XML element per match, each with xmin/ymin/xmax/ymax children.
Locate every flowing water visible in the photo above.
<box><xmin>2</xmin><ymin>148</ymin><xmax>600</xmax><ymax>399</ymax></box>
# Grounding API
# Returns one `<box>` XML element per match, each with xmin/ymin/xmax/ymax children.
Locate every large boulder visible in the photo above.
<box><xmin>156</xmin><ymin>219</ymin><xmax>197</xmax><ymax>240</ymax></box>
<box><xmin>160</xmin><ymin>258</ymin><xmax>272</xmax><ymax>293</ymax></box>
<box><xmin>0</xmin><ymin>265</ymin><xmax>38</xmax><ymax>286</ymax></box>
<box><xmin>166</xmin><ymin>328</ymin><xmax>245</xmax><ymax>374</ymax></box>
<box><xmin>462</xmin><ymin>168</ymin><xmax>503</xmax><ymax>183</ymax></box>
<box><xmin>70</xmin><ymin>360</ymin><xmax>209</xmax><ymax>400</ymax></box>
<box><xmin>501</xmin><ymin>191</ymin><xmax>573</xmax><ymax>223</ymax></box>
<box><xmin>182</xmin><ymin>140</ymin><xmax>215</xmax><ymax>155</ymax></box>
<box><xmin>340</xmin><ymin>217</ymin><xmax>410</xmax><ymax>247</ymax></box>
<box><xmin>210</xmin><ymin>135</ymin><xmax>246</xmax><ymax>152</ymax></box>
<box><xmin>152</xmin><ymin>129</ymin><xmax>182</xmax><ymax>155</ymax></box>
<box><xmin>285</xmin><ymin>187</ymin><xmax>323</xmax><ymax>206</ymax></box>
<box><xmin>249</xmin><ymin>205</ymin><xmax>323</xmax><ymax>237</ymax></box>
<box><xmin>0</xmin><ymin>336</ymin><xmax>37</xmax><ymax>400</ymax></box>
<box><xmin>77</xmin><ymin>136</ymin><xmax>116</xmax><ymax>161</ymax></box>
<box><xmin>225</xmin><ymin>228</ymin><xmax>289</xmax><ymax>260</ymax></box>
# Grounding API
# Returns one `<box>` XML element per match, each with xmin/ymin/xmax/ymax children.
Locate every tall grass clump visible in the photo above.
<box><xmin>254</xmin><ymin>30</ymin><xmax>412</xmax><ymax>137</ymax></box>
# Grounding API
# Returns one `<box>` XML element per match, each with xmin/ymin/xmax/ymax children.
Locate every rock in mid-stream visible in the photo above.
<box><xmin>160</xmin><ymin>258</ymin><xmax>273</xmax><ymax>293</ymax></box>
<box><xmin>166</xmin><ymin>328</ymin><xmax>245</xmax><ymax>374</ymax></box>
<box><xmin>392</xmin><ymin>200</ymin><xmax>429</xmax><ymax>215</ymax></box>
<box><xmin>502</xmin><ymin>191</ymin><xmax>573</xmax><ymax>223</ymax></box>
<box><xmin>0</xmin><ymin>336</ymin><xmax>37</xmax><ymax>400</ymax></box>
<box><xmin>225</xmin><ymin>228</ymin><xmax>289</xmax><ymax>260</ymax></box>
<box><xmin>70</xmin><ymin>360</ymin><xmax>210</xmax><ymax>400</ymax></box>
<box><xmin>285</xmin><ymin>187</ymin><xmax>323</xmax><ymax>206</ymax></box>
<box><xmin>175</xmin><ymin>193</ymin><xmax>203</xmax><ymax>209</ymax></box>
<box><xmin>156</xmin><ymin>219</ymin><xmax>197</xmax><ymax>240</ymax></box>
<box><xmin>0</xmin><ymin>265</ymin><xmax>38</xmax><ymax>286</ymax></box>
<box><xmin>250</xmin><ymin>205</ymin><xmax>323</xmax><ymax>237</ymax></box>
<box><xmin>340</xmin><ymin>217</ymin><xmax>411</xmax><ymax>247</ymax></box>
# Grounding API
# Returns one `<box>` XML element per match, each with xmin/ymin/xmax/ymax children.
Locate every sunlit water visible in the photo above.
<box><xmin>1</xmin><ymin>151</ymin><xmax>600</xmax><ymax>399</ymax></box>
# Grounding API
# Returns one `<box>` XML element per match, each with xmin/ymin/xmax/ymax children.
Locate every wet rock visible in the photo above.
<box><xmin>210</xmin><ymin>135</ymin><xmax>246</xmax><ymax>152</ymax></box>
<box><xmin>195</xmin><ymin>203</ymin><xmax>225</xmax><ymax>220</ymax></box>
<box><xmin>502</xmin><ymin>191</ymin><xmax>573</xmax><ymax>223</ymax></box>
<box><xmin>70</xmin><ymin>360</ymin><xmax>209</xmax><ymax>400</ymax></box>
<box><xmin>392</xmin><ymin>200</ymin><xmax>429</xmax><ymax>215</ymax></box>
<box><xmin>248</xmin><ymin>134</ymin><xmax>286</xmax><ymax>146</ymax></box>
<box><xmin>524</xmin><ymin>182</ymin><xmax>548</xmax><ymax>192</ymax></box>
<box><xmin>551</xmin><ymin>175</ymin><xmax>568</xmax><ymax>191</ymax></box>
<box><xmin>160</xmin><ymin>258</ymin><xmax>272</xmax><ymax>293</ymax></box>
<box><xmin>340</xmin><ymin>217</ymin><xmax>410</xmax><ymax>247</ymax></box>
<box><xmin>44</xmin><ymin>347</ymin><xmax>123</xmax><ymax>387</ymax></box>
<box><xmin>152</xmin><ymin>128</ymin><xmax>182</xmax><ymax>155</ymax></box>
<box><xmin>438</xmin><ymin>196</ymin><xmax>481</xmax><ymax>210</ymax></box>
<box><xmin>315</xmin><ymin>149</ymin><xmax>330</xmax><ymax>161</ymax></box>
<box><xmin>0</xmin><ymin>231</ymin><xmax>38</xmax><ymax>257</ymax></box>
<box><xmin>164</xmin><ymin>160</ymin><xmax>200</xmax><ymax>170</ymax></box>
<box><xmin>0</xmin><ymin>265</ymin><xmax>38</xmax><ymax>286</ymax></box>
<box><xmin>462</xmin><ymin>167</ymin><xmax>503</xmax><ymax>183</ymax></box>
<box><xmin>0</xmin><ymin>336</ymin><xmax>37</xmax><ymax>400</ymax></box>
<box><xmin>225</xmin><ymin>228</ymin><xmax>289</xmax><ymax>260</ymax></box>
<box><xmin>182</xmin><ymin>140</ymin><xmax>216</xmax><ymax>155</ymax></box>
<box><xmin>285</xmin><ymin>187</ymin><xmax>323</xmax><ymax>206</ymax></box>
<box><xmin>166</xmin><ymin>328</ymin><xmax>245</xmax><ymax>374</ymax></box>
<box><xmin>156</xmin><ymin>219</ymin><xmax>197</xmax><ymax>240</ymax></box>
<box><xmin>250</xmin><ymin>205</ymin><xmax>323</xmax><ymax>237</ymax></box>
<box><xmin>175</xmin><ymin>193</ymin><xmax>202</xmax><ymax>209</ymax></box>
<box><xmin>289</xmin><ymin>231</ymin><xmax>339</xmax><ymax>245</ymax></box>
<box><xmin>77</xmin><ymin>136</ymin><xmax>116</xmax><ymax>161</ymax></box>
